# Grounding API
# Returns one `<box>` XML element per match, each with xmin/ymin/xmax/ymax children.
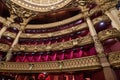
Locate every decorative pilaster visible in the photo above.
<box><xmin>86</xmin><ymin>17</ymin><xmax>117</xmax><ymax>80</ymax></box>
<box><xmin>105</xmin><ymin>10</ymin><xmax>120</xmax><ymax>31</ymax></box>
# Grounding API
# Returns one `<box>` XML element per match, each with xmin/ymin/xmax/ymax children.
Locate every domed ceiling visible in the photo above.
<box><xmin>10</xmin><ymin>0</ymin><xmax>72</xmax><ymax>12</ymax></box>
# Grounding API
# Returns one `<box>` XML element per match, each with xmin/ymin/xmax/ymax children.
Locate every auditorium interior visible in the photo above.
<box><xmin>0</xmin><ymin>0</ymin><xmax>120</xmax><ymax>80</ymax></box>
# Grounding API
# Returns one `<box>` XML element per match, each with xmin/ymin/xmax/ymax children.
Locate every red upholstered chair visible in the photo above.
<box><xmin>56</xmin><ymin>51</ymin><xmax>65</xmax><ymax>60</ymax></box>
<box><xmin>64</xmin><ymin>49</ymin><xmax>73</xmax><ymax>59</ymax></box>
<box><xmin>33</xmin><ymin>54</ymin><xmax>41</xmax><ymax>62</ymax></box>
<box><xmin>23</xmin><ymin>54</ymin><xmax>29</xmax><ymax>62</ymax></box>
<box><xmin>26</xmin><ymin>54</ymin><xmax>33</xmax><ymax>62</ymax></box>
<box><xmin>82</xmin><ymin>51</ymin><xmax>88</xmax><ymax>57</ymax></box>
<box><xmin>48</xmin><ymin>52</ymin><xmax>57</xmax><ymax>61</ymax></box>
<box><xmin>15</xmin><ymin>56</ymin><xmax>21</xmax><ymax>62</ymax></box>
<box><xmin>41</xmin><ymin>54</ymin><xmax>49</xmax><ymax>62</ymax></box>
<box><xmin>73</xmin><ymin>48</ymin><xmax>83</xmax><ymax>58</ymax></box>
<box><xmin>88</xmin><ymin>47</ymin><xmax>97</xmax><ymax>56</ymax></box>
<box><xmin>15</xmin><ymin>54</ymin><xmax>25</xmax><ymax>62</ymax></box>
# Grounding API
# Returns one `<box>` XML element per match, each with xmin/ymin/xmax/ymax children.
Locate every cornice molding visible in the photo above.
<box><xmin>108</xmin><ymin>51</ymin><xmax>120</xmax><ymax>68</ymax></box>
<box><xmin>0</xmin><ymin>55</ymin><xmax>101</xmax><ymax>73</ymax></box>
<box><xmin>98</xmin><ymin>28</ymin><xmax>120</xmax><ymax>41</ymax></box>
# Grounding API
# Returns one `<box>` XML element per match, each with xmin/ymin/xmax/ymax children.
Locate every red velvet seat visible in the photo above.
<box><xmin>73</xmin><ymin>48</ymin><xmax>83</xmax><ymax>58</ymax></box>
<box><xmin>56</xmin><ymin>51</ymin><xmax>65</xmax><ymax>60</ymax></box>
<box><xmin>64</xmin><ymin>49</ymin><xmax>73</xmax><ymax>59</ymax></box>
<box><xmin>48</xmin><ymin>52</ymin><xmax>57</xmax><ymax>61</ymax></box>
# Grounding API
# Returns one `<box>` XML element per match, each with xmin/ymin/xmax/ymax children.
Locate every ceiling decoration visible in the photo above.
<box><xmin>9</xmin><ymin>0</ymin><xmax>73</xmax><ymax>12</ymax></box>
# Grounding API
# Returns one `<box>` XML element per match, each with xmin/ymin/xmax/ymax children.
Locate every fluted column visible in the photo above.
<box><xmin>105</xmin><ymin>10</ymin><xmax>120</xmax><ymax>31</ymax></box>
<box><xmin>86</xmin><ymin>17</ymin><xmax>117</xmax><ymax>80</ymax></box>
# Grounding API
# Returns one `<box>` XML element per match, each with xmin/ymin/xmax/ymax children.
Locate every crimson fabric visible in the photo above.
<box><xmin>104</xmin><ymin>41</ymin><xmax>120</xmax><ymax>54</ymax></box>
<box><xmin>48</xmin><ymin>53</ymin><xmax>57</xmax><ymax>61</ymax></box>
<box><xmin>49</xmin><ymin>74</ymin><xmax>54</xmax><ymax>80</ymax></box>
<box><xmin>91</xmin><ymin>71</ymin><xmax>105</xmax><ymax>80</ymax></box>
<box><xmin>56</xmin><ymin>52</ymin><xmax>64</xmax><ymax>60</ymax></box>
<box><xmin>58</xmin><ymin>74</ymin><xmax>65</xmax><ymax>80</ymax></box>
<box><xmin>64</xmin><ymin>50</ymin><xmax>73</xmax><ymax>59</ymax></box>
<box><xmin>88</xmin><ymin>47</ymin><xmax>97</xmax><ymax>56</ymax></box>
<box><xmin>73</xmin><ymin>49</ymin><xmax>83</xmax><ymax>58</ymax></box>
<box><xmin>110</xmin><ymin>42</ymin><xmax>120</xmax><ymax>52</ymax></box>
<box><xmin>68</xmin><ymin>74</ymin><xmax>73</xmax><ymax>80</ymax></box>
<box><xmin>41</xmin><ymin>54</ymin><xmax>49</xmax><ymax>62</ymax></box>
<box><xmin>54</xmin><ymin>75</ymin><xmax>59</xmax><ymax>80</ymax></box>
<box><xmin>74</xmin><ymin>74</ymin><xmax>84</xmax><ymax>80</ymax></box>
<box><xmin>115</xmin><ymin>69</ymin><xmax>120</xmax><ymax>80</ymax></box>
<box><xmin>13</xmin><ymin>45</ymin><xmax>97</xmax><ymax>62</ymax></box>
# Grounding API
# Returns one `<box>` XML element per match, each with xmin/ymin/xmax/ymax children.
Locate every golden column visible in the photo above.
<box><xmin>5</xmin><ymin>19</ymin><xmax>31</xmax><ymax>61</ymax></box>
<box><xmin>86</xmin><ymin>17</ymin><xmax>117</xmax><ymax>80</ymax></box>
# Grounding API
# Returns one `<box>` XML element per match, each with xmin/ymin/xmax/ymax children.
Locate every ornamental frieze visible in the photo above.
<box><xmin>12</xmin><ymin>35</ymin><xmax>93</xmax><ymax>52</ymax></box>
<box><xmin>0</xmin><ymin>55</ymin><xmax>101</xmax><ymax>72</ymax></box>
<box><xmin>108</xmin><ymin>51</ymin><xmax>120</xmax><ymax>68</ymax></box>
<box><xmin>98</xmin><ymin>28</ymin><xmax>120</xmax><ymax>41</ymax></box>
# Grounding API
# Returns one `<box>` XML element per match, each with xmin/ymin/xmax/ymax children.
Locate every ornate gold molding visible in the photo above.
<box><xmin>2</xmin><ymin>31</ymin><xmax>17</xmax><ymax>39</ymax></box>
<box><xmin>2</xmin><ymin>0</ymin><xmax>116</xmax><ymax>30</ymax></box>
<box><xmin>98</xmin><ymin>28</ymin><xmax>120</xmax><ymax>41</ymax></box>
<box><xmin>0</xmin><ymin>55</ymin><xmax>101</xmax><ymax>73</ymax></box>
<box><xmin>1</xmin><ymin>28</ymin><xmax>120</xmax><ymax>52</ymax></box>
<box><xmin>12</xmin><ymin>35</ymin><xmax>93</xmax><ymax>52</ymax></box>
<box><xmin>0</xmin><ymin>43</ymin><xmax>10</xmax><ymax>52</ymax></box>
<box><xmin>20</xmin><ymin>15</ymin><xmax>109</xmax><ymax>39</ymax></box>
<box><xmin>2</xmin><ymin>15</ymin><xmax>109</xmax><ymax>39</ymax></box>
<box><xmin>108</xmin><ymin>51</ymin><xmax>120</xmax><ymax>68</ymax></box>
<box><xmin>21</xmin><ymin>23</ymin><xmax>87</xmax><ymax>38</ymax></box>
